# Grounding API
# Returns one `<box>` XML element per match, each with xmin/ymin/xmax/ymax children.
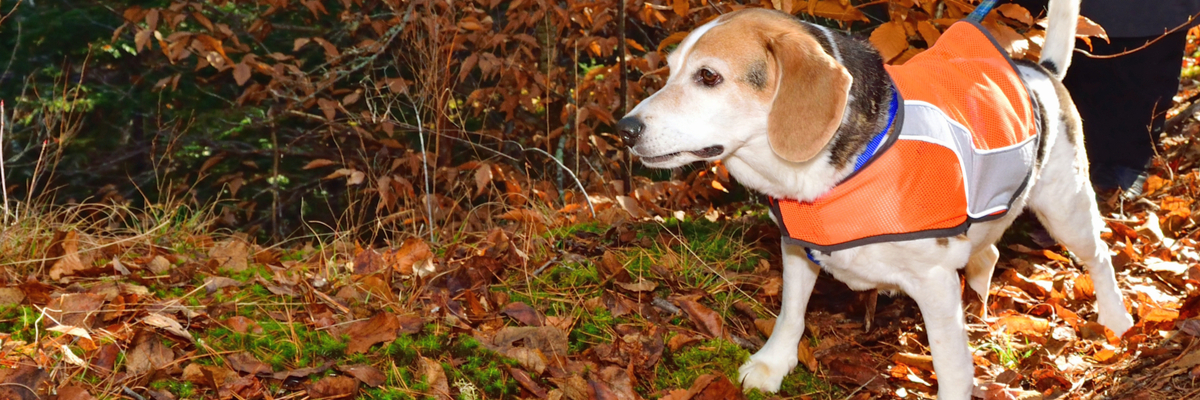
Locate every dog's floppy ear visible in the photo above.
<box><xmin>765</xmin><ymin>32</ymin><xmax>852</xmax><ymax>163</ymax></box>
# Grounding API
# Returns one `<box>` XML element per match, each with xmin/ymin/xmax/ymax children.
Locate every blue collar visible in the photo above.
<box><xmin>850</xmin><ymin>90</ymin><xmax>900</xmax><ymax>174</ymax></box>
<box><xmin>804</xmin><ymin>90</ymin><xmax>899</xmax><ymax>266</ymax></box>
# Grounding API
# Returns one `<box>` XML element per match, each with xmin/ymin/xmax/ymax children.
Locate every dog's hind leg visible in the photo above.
<box><xmin>905</xmin><ymin>265</ymin><xmax>974</xmax><ymax>400</ymax></box>
<box><xmin>1028</xmin><ymin>134</ymin><xmax>1134</xmax><ymax>337</ymax></box>
<box><xmin>964</xmin><ymin>244</ymin><xmax>999</xmax><ymax>320</ymax></box>
<box><xmin>739</xmin><ymin>242</ymin><xmax>819</xmax><ymax>393</ymax></box>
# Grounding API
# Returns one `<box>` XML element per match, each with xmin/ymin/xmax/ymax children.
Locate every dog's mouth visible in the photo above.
<box><xmin>641</xmin><ymin>145</ymin><xmax>725</xmax><ymax>163</ymax></box>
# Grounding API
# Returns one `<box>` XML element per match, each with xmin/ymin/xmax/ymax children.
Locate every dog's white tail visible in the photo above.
<box><xmin>1039</xmin><ymin>0</ymin><xmax>1081</xmax><ymax>80</ymax></box>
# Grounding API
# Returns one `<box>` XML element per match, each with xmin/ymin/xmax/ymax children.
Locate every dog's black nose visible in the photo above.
<box><xmin>617</xmin><ymin>116</ymin><xmax>644</xmax><ymax>145</ymax></box>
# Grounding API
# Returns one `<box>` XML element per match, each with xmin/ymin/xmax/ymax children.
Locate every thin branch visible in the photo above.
<box><xmin>0</xmin><ymin>100</ymin><xmax>9</xmax><ymax>224</ymax></box>
<box><xmin>381</xmin><ymin>119</ymin><xmax>598</xmax><ymax>218</ymax></box>
<box><xmin>519</xmin><ymin>146</ymin><xmax>596</xmax><ymax>218</ymax></box>
<box><xmin>0</xmin><ymin>19</ymin><xmax>19</xmax><ymax>87</ymax></box>
<box><xmin>413</xmin><ymin>104</ymin><xmax>434</xmax><ymax>243</ymax></box>
<box><xmin>1077</xmin><ymin>12</ymin><xmax>1200</xmax><ymax>59</ymax></box>
<box><xmin>0</xmin><ymin>0</ymin><xmax>22</xmax><ymax>26</ymax></box>
<box><xmin>293</xmin><ymin>1</ymin><xmax>418</xmax><ymax>111</ymax></box>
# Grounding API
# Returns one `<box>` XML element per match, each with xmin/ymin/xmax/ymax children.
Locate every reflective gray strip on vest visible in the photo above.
<box><xmin>899</xmin><ymin>101</ymin><xmax>1037</xmax><ymax>219</ymax></box>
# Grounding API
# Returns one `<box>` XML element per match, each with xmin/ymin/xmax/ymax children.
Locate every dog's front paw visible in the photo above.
<box><xmin>738</xmin><ymin>353</ymin><xmax>796</xmax><ymax>393</ymax></box>
<box><xmin>1098</xmin><ymin>310</ymin><xmax>1134</xmax><ymax>337</ymax></box>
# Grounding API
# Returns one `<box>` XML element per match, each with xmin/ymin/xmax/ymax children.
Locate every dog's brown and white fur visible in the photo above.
<box><xmin>618</xmin><ymin>1</ymin><xmax>1134</xmax><ymax>398</ymax></box>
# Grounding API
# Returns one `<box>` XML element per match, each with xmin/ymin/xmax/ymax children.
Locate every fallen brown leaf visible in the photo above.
<box><xmin>126</xmin><ymin>336</ymin><xmax>175</xmax><ymax>377</ymax></box>
<box><xmin>754</xmin><ymin>318</ymin><xmax>775</xmax><ymax>338</ymax></box>
<box><xmin>18</xmin><ymin>278</ymin><xmax>53</xmax><ymax>305</ymax></box>
<box><xmin>508</xmin><ymin>366</ymin><xmax>548</xmax><ymax>398</ymax></box>
<box><xmin>209</xmin><ymin>239</ymin><xmax>250</xmax><ymax>272</ymax></box>
<box><xmin>505</xmin><ymin>346</ymin><xmax>549</xmax><ymax>374</ymax></box>
<box><xmin>869</xmin><ymin>21</ymin><xmax>908</xmax><ymax>62</ymax></box>
<box><xmin>390</xmin><ymin>238</ymin><xmax>434</xmax><ymax>277</ymax></box>
<box><xmin>221</xmin><ymin>373</ymin><xmax>264</xmax><ymax>398</ymax></box>
<box><xmin>667</xmin><ymin>333</ymin><xmax>701</xmax><ymax>352</ymax></box>
<box><xmin>308</xmin><ymin>375</ymin><xmax>358</xmax><ymax>399</ymax></box>
<box><xmin>892</xmin><ymin>352</ymin><xmax>934</xmax><ymax>372</ymax></box>
<box><xmin>1169</xmin><ymin>348</ymin><xmax>1200</xmax><ymax>369</ymax></box>
<box><xmin>52</xmin><ymin>385</ymin><xmax>97</xmax><ymax>400</ymax></box>
<box><xmin>142</xmin><ymin>312</ymin><xmax>195</xmax><ymax>341</ymax></box>
<box><xmin>204</xmin><ymin>276</ymin><xmax>242</xmax><ymax>293</ymax></box>
<box><xmin>498</xmin><ymin>209</ymin><xmax>550</xmax><ymax>230</ymax></box>
<box><xmin>0</xmin><ymin>287</ymin><xmax>25</xmax><ymax>306</ymax></box>
<box><xmin>46</xmin><ymin>293</ymin><xmax>105</xmax><ymax>333</ymax></box>
<box><xmin>337</xmin><ymin>364</ymin><xmax>386</xmax><ymax>387</ymax></box>
<box><xmin>352</xmin><ymin>247</ymin><xmax>385</xmax><ymax>275</ymax></box>
<box><xmin>660</xmin><ymin>389</ymin><xmax>691</xmax><ymax>400</ymax></box>
<box><xmin>600</xmin><ymin>251</ymin><xmax>631</xmax><ymax>282</ymax></box>
<box><xmin>341</xmin><ymin>313</ymin><xmax>399</xmax><ymax>354</ymax></box>
<box><xmin>147</xmin><ymin>255</ymin><xmax>172</xmax><ymax>275</ymax></box>
<box><xmin>90</xmin><ymin>344</ymin><xmax>120</xmax><ymax>375</ymax></box>
<box><xmin>797</xmin><ymin>339</ymin><xmax>818</xmax><ymax>372</ymax></box>
<box><xmin>303</xmin><ymin>158</ymin><xmax>337</xmax><ymax>169</ymax></box>
<box><xmin>587</xmin><ymin>377</ymin><xmax>621</xmax><ymax>400</ymax></box>
<box><xmin>1080</xmin><ymin>321</ymin><xmax>1121</xmax><ymax>345</ymax></box>
<box><xmin>684</xmin><ymin>374</ymin><xmax>746</xmax><ymax>400</ymax></box>
<box><xmin>759</xmin><ymin>275</ymin><xmax>783</xmax><ymax>297</ymax></box>
<box><xmin>502</xmin><ymin>301</ymin><xmax>545</xmax><ymax>326</ymax></box>
<box><xmin>616</xmin><ymin>277</ymin><xmax>658</xmax><ymax>293</ymax></box>
<box><xmin>396</xmin><ymin>314</ymin><xmax>423</xmax><ymax>334</ymax></box>
<box><xmin>183</xmin><ymin>363</ymin><xmax>237</xmax><ymax>388</ymax></box>
<box><xmin>272</xmin><ymin>361</ymin><xmax>335</xmax><ymax>380</ymax></box>
<box><xmin>993</xmin><ymin>315</ymin><xmax>1050</xmax><ymax>337</ymax></box>
<box><xmin>0</xmin><ymin>363</ymin><xmax>46</xmax><ymax>400</ymax></box>
<box><xmin>418</xmin><ymin>357</ymin><xmax>450</xmax><ymax>400</ymax></box>
<box><xmin>672</xmin><ymin>296</ymin><xmax>724</xmax><ymax>338</ymax></box>
<box><xmin>819</xmin><ymin>349</ymin><xmax>888</xmax><ymax>393</ymax></box>
<box><xmin>549</xmin><ymin>375</ymin><xmax>589</xmax><ymax>400</ymax></box>
<box><xmin>1093</xmin><ymin>348</ymin><xmax>1120</xmax><ymax>363</ymax></box>
<box><xmin>1140</xmin><ymin>304</ymin><xmax>1180</xmax><ymax>323</ymax></box>
<box><xmin>257</xmin><ymin>276</ymin><xmax>299</xmax><ymax>296</ymax></box>
<box><xmin>226</xmin><ymin>352</ymin><xmax>272</xmax><ymax>376</ymax></box>
<box><xmin>596</xmin><ymin>366</ymin><xmax>638</xmax><ymax>400</ymax></box>
<box><xmin>48</xmin><ymin>231</ymin><xmax>100</xmax><ymax>280</ymax></box>
<box><xmin>223</xmin><ymin>316</ymin><xmax>263</xmax><ymax>334</ymax></box>
<box><xmin>354</xmin><ymin>274</ymin><xmax>396</xmax><ymax>303</ymax></box>
<box><xmin>602</xmin><ymin>291</ymin><xmax>636</xmax><ymax>317</ymax></box>
<box><xmin>490</xmin><ymin>326</ymin><xmax>570</xmax><ymax>363</ymax></box>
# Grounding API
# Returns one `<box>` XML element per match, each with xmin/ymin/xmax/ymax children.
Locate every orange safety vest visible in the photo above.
<box><xmin>771</xmin><ymin>21</ymin><xmax>1040</xmax><ymax>252</ymax></box>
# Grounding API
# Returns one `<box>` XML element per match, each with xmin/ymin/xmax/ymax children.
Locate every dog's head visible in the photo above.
<box><xmin>619</xmin><ymin>9</ymin><xmax>852</xmax><ymax>168</ymax></box>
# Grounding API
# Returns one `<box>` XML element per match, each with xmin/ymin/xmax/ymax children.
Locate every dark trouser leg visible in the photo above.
<box><xmin>1062</xmin><ymin>31</ymin><xmax>1188</xmax><ymax>190</ymax></box>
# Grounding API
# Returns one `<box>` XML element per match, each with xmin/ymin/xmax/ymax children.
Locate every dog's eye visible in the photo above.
<box><xmin>695</xmin><ymin>68</ymin><xmax>722</xmax><ymax>87</ymax></box>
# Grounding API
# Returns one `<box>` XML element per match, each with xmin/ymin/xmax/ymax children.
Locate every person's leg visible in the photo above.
<box><xmin>1063</xmin><ymin>30</ymin><xmax>1188</xmax><ymax>191</ymax></box>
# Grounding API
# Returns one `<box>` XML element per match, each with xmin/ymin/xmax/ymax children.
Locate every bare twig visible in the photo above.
<box><xmin>122</xmin><ymin>386</ymin><xmax>147</xmax><ymax>400</ymax></box>
<box><xmin>0</xmin><ymin>383</ymin><xmax>37</xmax><ymax>398</ymax></box>
<box><xmin>271</xmin><ymin>126</ymin><xmax>280</xmax><ymax>241</ymax></box>
<box><xmin>0</xmin><ymin>20</ymin><xmax>19</xmax><ymax>87</ymax></box>
<box><xmin>1077</xmin><ymin>12</ymin><xmax>1200</xmax><ymax>59</ymax></box>
<box><xmin>531</xmin><ymin>256</ymin><xmax>559</xmax><ymax>276</ymax></box>
<box><xmin>380</xmin><ymin>118</ymin><xmax>597</xmax><ymax>217</ymax></box>
<box><xmin>519</xmin><ymin>146</ymin><xmax>597</xmax><ymax>218</ymax></box>
<box><xmin>1</xmin><ymin>100</ymin><xmax>9</xmax><ymax>224</ymax></box>
<box><xmin>414</xmin><ymin>104</ymin><xmax>434</xmax><ymax>243</ymax></box>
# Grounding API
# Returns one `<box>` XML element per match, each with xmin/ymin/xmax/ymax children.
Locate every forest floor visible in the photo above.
<box><xmin>5</xmin><ymin>53</ymin><xmax>1200</xmax><ymax>400</ymax></box>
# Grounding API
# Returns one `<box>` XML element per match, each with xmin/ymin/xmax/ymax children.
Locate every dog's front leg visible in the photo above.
<box><xmin>907</xmin><ymin>266</ymin><xmax>974</xmax><ymax>400</ymax></box>
<box><xmin>739</xmin><ymin>243</ymin><xmax>819</xmax><ymax>393</ymax></box>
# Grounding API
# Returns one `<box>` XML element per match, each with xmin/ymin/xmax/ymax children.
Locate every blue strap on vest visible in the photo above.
<box><xmin>965</xmin><ymin>0</ymin><xmax>998</xmax><ymax>22</ymax></box>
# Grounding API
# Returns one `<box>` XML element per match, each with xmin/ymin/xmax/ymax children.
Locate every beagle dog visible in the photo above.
<box><xmin>618</xmin><ymin>1</ymin><xmax>1134</xmax><ymax>398</ymax></box>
